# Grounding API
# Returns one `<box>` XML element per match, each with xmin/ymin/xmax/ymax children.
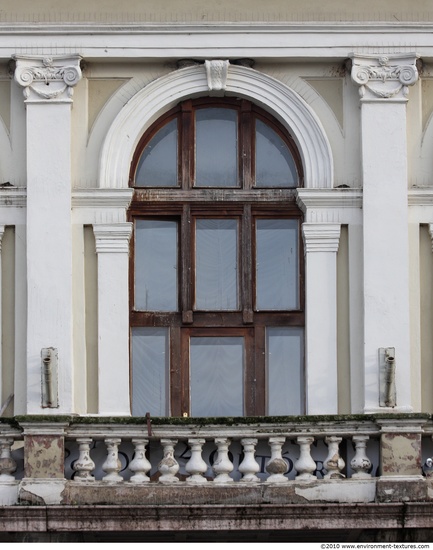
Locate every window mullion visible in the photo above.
<box><xmin>181</xmin><ymin>204</ymin><xmax>193</xmax><ymax>323</ymax></box>
<box><xmin>242</xmin><ymin>204</ymin><xmax>253</xmax><ymax>323</ymax></box>
<box><xmin>170</xmin><ymin>326</ymin><xmax>182</xmax><ymax>417</ymax></box>
<box><xmin>181</xmin><ymin>100</ymin><xmax>194</xmax><ymax>189</ymax></box>
<box><xmin>240</xmin><ymin>100</ymin><xmax>253</xmax><ymax>189</ymax></box>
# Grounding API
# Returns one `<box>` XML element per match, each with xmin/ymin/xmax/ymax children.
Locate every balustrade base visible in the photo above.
<box><xmin>376</xmin><ymin>475</ymin><xmax>427</xmax><ymax>503</ymax></box>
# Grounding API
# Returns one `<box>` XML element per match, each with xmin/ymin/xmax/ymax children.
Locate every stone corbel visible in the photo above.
<box><xmin>205</xmin><ymin>60</ymin><xmax>229</xmax><ymax>93</ymax></box>
<box><xmin>13</xmin><ymin>55</ymin><xmax>82</xmax><ymax>103</ymax></box>
<box><xmin>350</xmin><ymin>53</ymin><xmax>419</xmax><ymax>101</ymax></box>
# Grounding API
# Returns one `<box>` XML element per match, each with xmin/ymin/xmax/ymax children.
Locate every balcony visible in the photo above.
<box><xmin>0</xmin><ymin>414</ymin><xmax>433</xmax><ymax>535</ymax></box>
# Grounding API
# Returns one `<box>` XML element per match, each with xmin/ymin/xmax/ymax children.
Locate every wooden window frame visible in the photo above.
<box><xmin>129</xmin><ymin>98</ymin><xmax>305</xmax><ymax>417</ymax></box>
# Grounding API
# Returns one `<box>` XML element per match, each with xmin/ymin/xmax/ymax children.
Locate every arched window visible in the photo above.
<box><xmin>129</xmin><ymin>98</ymin><xmax>304</xmax><ymax>417</ymax></box>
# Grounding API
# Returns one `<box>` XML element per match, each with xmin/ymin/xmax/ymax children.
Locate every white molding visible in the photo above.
<box><xmin>409</xmin><ymin>188</ymin><xmax>433</xmax><ymax>206</ymax></box>
<box><xmin>99</xmin><ymin>63</ymin><xmax>333</xmax><ymax>190</ymax></box>
<box><xmin>93</xmin><ymin>223</ymin><xmax>132</xmax><ymax>254</ymax></box>
<box><xmin>72</xmin><ymin>188</ymin><xmax>133</xmax><ymax>209</ymax></box>
<box><xmin>302</xmin><ymin>223</ymin><xmax>341</xmax><ymax>253</ymax></box>
<box><xmin>3</xmin><ymin>23</ymin><xmax>433</xmax><ymax>60</ymax></box>
<box><xmin>0</xmin><ymin>188</ymin><xmax>26</xmax><ymax>208</ymax></box>
<box><xmin>296</xmin><ymin>188</ymin><xmax>362</xmax><ymax>224</ymax></box>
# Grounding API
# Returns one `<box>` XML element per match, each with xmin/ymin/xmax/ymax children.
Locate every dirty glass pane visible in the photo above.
<box><xmin>195</xmin><ymin>108</ymin><xmax>238</xmax><ymax>187</ymax></box>
<box><xmin>135</xmin><ymin>219</ymin><xmax>178</xmax><ymax>311</ymax></box>
<box><xmin>256</xmin><ymin>219</ymin><xmax>298</xmax><ymax>310</ymax></box>
<box><xmin>255</xmin><ymin>119</ymin><xmax>297</xmax><ymax>187</ymax></box>
<box><xmin>195</xmin><ymin>219</ymin><xmax>238</xmax><ymax>310</ymax></box>
<box><xmin>135</xmin><ymin>118</ymin><xmax>178</xmax><ymax>187</ymax></box>
<box><xmin>190</xmin><ymin>337</ymin><xmax>244</xmax><ymax>417</ymax></box>
<box><xmin>132</xmin><ymin>327</ymin><xmax>169</xmax><ymax>416</ymax></box>
<box><xmin>267</xmin><ymin>327</ymin><xmax>304</xmax><ymax>415</ymax></box>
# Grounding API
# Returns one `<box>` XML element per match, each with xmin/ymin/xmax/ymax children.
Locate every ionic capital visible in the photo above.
<box><xmin>13</xmin><ymin>55</ymin><xmax>82</xmax><ymax>103</ymax></box>
<box><xmin>350</xmin><ymin>53</ymin><xmax>419</xmax><ymax>102</ymax></box>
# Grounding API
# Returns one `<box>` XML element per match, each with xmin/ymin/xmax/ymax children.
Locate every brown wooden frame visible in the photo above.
<box><xmin>129</xmin><ymin>98</ymin><xmax>305</xmax><ymax>417</ymax></box>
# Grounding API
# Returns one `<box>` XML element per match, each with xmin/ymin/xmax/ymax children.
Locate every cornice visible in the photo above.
<box><xmin>3</xmin><ymin>23</ymin><xmax>433</xmax><ymax>61</ymax></box>
<box><xmin>408</xmin><ymin>188</ymin><xmax>433</xmax><ymax>206</ymax></box>
<box><xmin>302</xmin><ymin>223</ymin><xmax>341</xmax><ymax>253</ymax></box>
<box><xmin>0</xmin><ymin>188</ymin><xmax>26</xmax><ymax>208</ymax></box>
<box><xmin>93</xmin><ymin>223</ymin><xmax>132</xmax><ymax>254</ymax></box>
<box><xmin>72</xmin><ymin>188</ymin><xmax>133</xmax><ymax>209</ymax></box>
<box><xmin>296</xmin><ymin>188</ymin><xmax>363</xmax><ymax>213</ymax></box>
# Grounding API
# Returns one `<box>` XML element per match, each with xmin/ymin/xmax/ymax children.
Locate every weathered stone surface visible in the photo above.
<box><xmin>60</xmin><ymin>480</ymin><xmax>378</xmax><ymax>506</ymax></box>
<box><xmin>24</xmin><ymin>435</ymin><xmax>65</xmax><ymax>479</ymax></box>
<box><xmin>19</xmin><ymin>480</ymin><xmax>67</xmax><ymax>506</ymax></box>
<box><xmin>376</xmin><ymin>477</ymin><xmax>427</xmax><ymax>503</ymax></box>
<box><xmin>380</xmin><ymin>433</ymin><xmax>422</xmax><ymax>476</ymax></box>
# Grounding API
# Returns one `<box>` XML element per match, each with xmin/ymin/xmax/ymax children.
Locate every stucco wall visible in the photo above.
<box><xmin>1</xmin><ymin>0</ymin><xmax>432</xmax><ymax>22</ymax></box>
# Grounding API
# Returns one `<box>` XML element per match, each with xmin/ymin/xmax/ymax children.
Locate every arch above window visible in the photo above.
<box><xmin>130</xmin><ymin>98</ymin><xmax>302</xmax><ymax>189</ymax></box>
<box><xmin>99</xmin><ymin>63</ymin><xmax>333</xmax><ymax>189</ymax></box>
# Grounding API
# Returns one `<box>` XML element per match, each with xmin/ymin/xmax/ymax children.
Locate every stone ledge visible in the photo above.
<box><xmin>60</xmin><ymin>479</ymin><xmax>376</xmax><ymax>506</ymax></box>
<box><xmin>0</xmin><ymin>503</ymin><xmax>419</xmax><ymax>532</ymax></box>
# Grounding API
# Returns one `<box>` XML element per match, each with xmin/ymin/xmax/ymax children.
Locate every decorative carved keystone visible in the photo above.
<box><xmin>350</xmin><ymin>53</ymin><xmax>419</xmax><ymax>101</ymax></box>
<box><xmin>13</xmin><ymin>55</ymin><xmax>82</xmax><ymax>102</ymax></box>
<box><xmin>205</xmin><ymin>60</ymin><xmax>229</xmax><ymax>92</ymax></box>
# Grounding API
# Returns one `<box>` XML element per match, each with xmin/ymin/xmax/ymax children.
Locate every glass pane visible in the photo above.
<box><xmin>256</xmin><ymin>219</ymin><xmax>298</xmax><ymax>310</ymax></box>
<box><xmin>190</xmin><ymin>337</ymin><xmax>244</xmax><ymax>417</ymax></box>
<box><xmin>196</xmin><ymin>108</ymin><xmax>238</xmax><ymax>187</ymax></box>
<box><xmin>267</xmin><ymin>327</ymin><xmax>304</xmax><ymax>415</ymax></box>
<box><xmin>135</xmin><ymin>220</ymin><xmax>177</xmax><ymax>311</ymax></box>
<box><xmin>132</xmin><ymin>327</ymin><xmax>169</xmax><ymax>416</ymax></box>
<box><xmin>135</xmin><ymin>118</ymin><xmax>178</xmax><ymax>187</ymax></box>
<box><xmin>195</xmin><ymin>219</ymin><xmax>238</xmax><ymax>310</ymax></box>
<box><xmin>255</xmin><ymin>119</ymin><xmax>298</xmax><ymax>187</ymax></box>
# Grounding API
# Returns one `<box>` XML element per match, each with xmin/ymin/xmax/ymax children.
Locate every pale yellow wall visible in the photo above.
<box><xmin>2</xmin><ymin>227</ymin><xmax>14</xmax><ymax>416</ymax></box>
<box><xmin>337</xmin><ymin>225</ymin><xmax>351</xmax><ymax>414</ymax></box>
<box><xmin>72</xmin><ymin>63</ymin><xmax>171</xmax><ymax>188</ymax></box>
<box><xmin>0</xmin><ymin>80</ymin><xmax>10</xmax><ymax>135</ymax></box>
<box><xmin>1</xmin><ymin>0</ymin><xmax>432</xmax><ymax>21</ymax></box>
<box><xmin>420</xmin><ymin>225</ymin><xmax>433</xmax><ymax>412</ymax></box>
<box><xmin>84</xmin><ymin>226</ymin><xmax>98</xmax><ymax>414</ymax></box>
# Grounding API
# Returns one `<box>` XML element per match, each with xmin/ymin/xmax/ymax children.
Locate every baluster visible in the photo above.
<box><xmin>350</xmin><ymin>435</ymin><xmax>372</xmax><ymax>479</ymax></box>
<box><xmin>102</xmin><ymin>438</ymin><xmax>123</xmax><ymax>482</ymax></box>
<box><xmin>0</xmin><ymin>438</ymin><xmax>16</xmax><ymax>481</ymax></box>
<box><xmin>73</xmin><ymin>438</ymin><xmax>95</xmax><ymax>481</ymax></box>
<box><xmin>239</xmin><ymin>438</ymin><xmax>260</xmax><ymax>483</ymax></box>
<box><xmin>266</xmin><ymin>436</ymin><xmax>288</xmax><ymax>483</ymax></box>
<box><xmin>158</xmin><ymin>439</ymin><xmax>179</xmax><ymax>484</ymax></box>
<box><xmin>295</xmin><ymin>436</ymin><xmax>317</xmax><ymax>480</ymax></box>
<box><xmin>186</xmin><ymin>438</ymin><xmax>208</xmax><ymax>484</ymax></box>
<box><xmin>324</xmin><ymin>436</ymin><xmax>345</xmax><ymax>479</ymax></box>
<box><xmin>213</xmin><ymin>438</ymin><xmax>234</xmax><ymax>484</ymax></box>
<box><xmin>129</xmin><ymin>438</ymin><xmax>151</xmax><ymax>483</ymax></box>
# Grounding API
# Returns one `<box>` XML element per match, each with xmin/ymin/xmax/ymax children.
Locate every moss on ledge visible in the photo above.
<box><xmin>1</xmin><ymin>412</ymin><xmax>430</xmax><ymax>429</ymax></box>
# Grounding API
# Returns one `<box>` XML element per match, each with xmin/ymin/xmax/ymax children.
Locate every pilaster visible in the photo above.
<box><xmin>0</xmin><ymin>226</ymin><xmax>6</xmax><ymax>410</ymax></box>
<box><xmin>351</xmin><ymin>53</ymin><xmax>418</xmax><ymax>413</ymax></box>
<box><xmin>302</xmin><ymin>223</ymin><xmax>340</xmax><ymax>414</ymax></box>
<box><xmin>13</xmin><ymin>55</ymin><xmax>82</xmax><ymax>415</ymax></box>
<box><xmin>93</xmin><ymin>223</ymin><xmax>132</xmax><ymax>415</ymax></box>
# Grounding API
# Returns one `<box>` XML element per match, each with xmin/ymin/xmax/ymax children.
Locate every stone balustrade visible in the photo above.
<box><xmin>0</xmin><ymin>415</ymin><xmax>432</xmax><ymax>505</ymax></box>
